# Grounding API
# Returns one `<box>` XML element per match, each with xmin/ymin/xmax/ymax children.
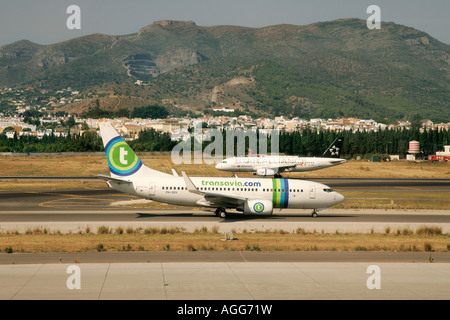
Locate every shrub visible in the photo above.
<box><xmin>253</xmin><ymin>244</ymin><xmax>261</xmax><ymax>251</ymax></box>
<box><xmin>424</xmin><ymin>243</ymin><xmax>433</xmax><ymax>252</ymax></box>
<box><xmin>186</xmin><ymin>244</ymin><xmax>197</xmax><ymax>251</ymax></box>
<box><xmin>97</xmin><ymin>226</ymin><xmax>110</xmax><ymax>234</ymax></box>
<box><xmin>416</xmin><ymin>226</ymin><xmax>442</xmax><ymax>236</ymax></box>
<box><xmin>122</xmin><ymin>244</ymin><xmax>132</xmax><ymax>251</ymax></box>
<box><xmin>115</xmin><ymin>227</ymin><xmax>124</xmax><ymax>235</ymax></box>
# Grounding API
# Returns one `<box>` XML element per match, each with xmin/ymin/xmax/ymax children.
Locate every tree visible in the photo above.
<box><xmin>131</xmin><ymin>105</ymin><xmax>169</xmax><ymax>119</ymax></box>
<box><xmin>66</xmin><ymin>117</ymin><xmax>76</xmax><ymax>129</ymax></box>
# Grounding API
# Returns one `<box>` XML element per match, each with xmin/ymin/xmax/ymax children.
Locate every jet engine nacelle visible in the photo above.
<box><xmin>243</xmin><ymin>200</ymin><xmax>273</xmax><ymax>215</ymax></box>
<box><xmin>255</xmin><ymin>168</ymin><xmax>277</xmax><ymax>176</ymax></box>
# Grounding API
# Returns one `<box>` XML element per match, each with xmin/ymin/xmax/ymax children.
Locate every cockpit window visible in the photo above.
<box><xmin>323</xmin><ymin>188</ymin><xmax>333</xmax><ymax>193</ymax></box>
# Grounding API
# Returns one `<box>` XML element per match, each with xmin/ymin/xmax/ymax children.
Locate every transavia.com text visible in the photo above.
<box><xmin>177</xmin><ymin>304</ymin><xmax>273</xmax><ymax>317</ymax></box>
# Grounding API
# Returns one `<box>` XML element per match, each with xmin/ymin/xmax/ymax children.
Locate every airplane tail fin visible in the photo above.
<box><xmin>99</xmin><ymin>121</ymin><xmax>169</xmax><ymax>179</ymax></box>
<box><xmin>322</xmin><ymin>137</ymin><xmax>344</xmax><ymax>158</ymax></box>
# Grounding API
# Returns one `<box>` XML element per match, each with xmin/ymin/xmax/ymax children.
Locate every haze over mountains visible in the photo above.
<box><xmin>0</xmin><ymin>19</ymin><xmax>449</xmax><ymax>121</ymax></box>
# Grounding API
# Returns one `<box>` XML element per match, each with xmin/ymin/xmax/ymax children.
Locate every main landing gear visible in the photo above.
<box><xmin>311</xmin><ymin>209</ymin><xmax>318</xmax><ymax>218</ymax></box>
<box><xmin>215</xmin><ymin>208</ymin><xmax>228</xmax><ymax>219</ymax></box>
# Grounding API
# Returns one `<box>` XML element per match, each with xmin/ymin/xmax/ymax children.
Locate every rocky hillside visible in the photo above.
<box><xmin>0</xmin><ymin>19</ymin><xmax>449</xmax><ymax>121</ymax></box>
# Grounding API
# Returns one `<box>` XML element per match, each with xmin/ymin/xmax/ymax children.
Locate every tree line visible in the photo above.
<box><xmin>190</xmin><ymin>127</ymin><xmax>450</xmax><ymax>159</ymax></box>
<box><xmin>276</xmin><ymin>127</ymin><xmax>450</xmax><ymax>158</ymax></box>
<box><xmin>0</xmin><ymin>128</ymin><xmax>175</xmax><ymax>153</ymax></box>
<box><xmin>0</xmin><ymin>126</ymin><xmax>448</xmax><ymax>158</ymax></box>
<box><xmin>81</xmin><ymin>101</ymin><xmax>169</xmax><ymax>120</ymax></box>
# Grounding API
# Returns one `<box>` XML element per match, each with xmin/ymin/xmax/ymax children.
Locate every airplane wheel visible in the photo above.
<box><xmin>219</xmin><ymin>210</ymin><xmax>228</xmax><ymax>219</ymax></box>
<box><xmin>214</xmin><ymin>208</ymin><xmax>221</xmax><ymax>216</ymax></box>
<box><xmin>312</xmin><ymin>211</ymin><xmax>318</xmax><ymax>218</ymax></box>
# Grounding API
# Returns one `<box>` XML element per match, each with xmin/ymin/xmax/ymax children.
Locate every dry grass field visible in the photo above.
<box><xmin>1</xmin><ymin>225</ymin><xmax>449</xmax><ymax>254</ymax></box>
<box><xmin>0</xmin><ymin>154</ymin><xmax>449</xmax><ymax>179</ymax></box>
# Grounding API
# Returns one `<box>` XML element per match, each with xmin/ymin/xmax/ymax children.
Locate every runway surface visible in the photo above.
<box><xmin>2</xmin><ymin>261</ymin><xmax>450</xmax><ymax>300</ymax></box>
<box><xmin>1</xmin><ymin>179</ymin><xmax>450</xmax><ymax>234</ymax></box>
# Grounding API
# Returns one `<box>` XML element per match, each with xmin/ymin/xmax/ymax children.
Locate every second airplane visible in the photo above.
<box><xmin>215</xmin><ymin>137</ymin><xmax>347</xmax><ymax>177</ymax></box>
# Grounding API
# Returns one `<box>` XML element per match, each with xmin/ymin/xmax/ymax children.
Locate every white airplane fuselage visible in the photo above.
<box><xmin>215</xmin><ymin>156</ymin><xmax>347</xmax><ymax>174</ymax></box>
<box><xmin>110</xmin><ymin>175</ymin><xmax>344</xmax><ymax>212</ymax></box>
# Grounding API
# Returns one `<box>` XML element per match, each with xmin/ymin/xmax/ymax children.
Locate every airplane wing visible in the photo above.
<box><xmin>181</xmin><ymin>171</ymin><xmax>247</xmax><ymax>207</ymax></box>
<box><xmin>96</xmin><ymin>174</ymin><xmax>133</xmax><ymax>184</ymax></box>
<box><xmin>255</xmin><ymin>163</ymin><xmax>298</xmax><ymax>173</ymax></box>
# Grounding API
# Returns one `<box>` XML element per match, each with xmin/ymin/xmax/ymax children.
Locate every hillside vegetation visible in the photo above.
<box><xmin>0</xmin><ymin>19</ymin><xmax>449</xmax><ymax>121</ymax></box>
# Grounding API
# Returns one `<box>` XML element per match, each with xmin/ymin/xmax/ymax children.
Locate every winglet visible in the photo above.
<box><xmin>181</xmin><ymin>171</ymin><xmax>203</xmax><ymax>195</ymax></box>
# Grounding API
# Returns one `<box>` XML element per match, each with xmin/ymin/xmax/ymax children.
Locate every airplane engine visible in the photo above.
<box><xmin>243</xmin><ymin>200</ymin><xmax>273</xmax><ymax>215</ymax></box>
<box><xmin>255</xmin><ymin>168</ymin><xmax>277</xmax><ymax>176</ymax></box>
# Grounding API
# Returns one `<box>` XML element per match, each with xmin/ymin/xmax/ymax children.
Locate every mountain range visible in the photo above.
<box><xmin>0</xmin><ymin>19</ymin><xmax>449</xmax><ymax>121</ymax></box>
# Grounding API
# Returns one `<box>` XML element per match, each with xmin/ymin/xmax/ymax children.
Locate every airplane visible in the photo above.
<box><xmin>215</xmin><ymin>137</ymin><xmax>346</xmax><ymax>177</ymax></box>
<box><xmin>96</xmin><ymin>122</ymin><xmax>344</xmax><ymax>218</ymax></box>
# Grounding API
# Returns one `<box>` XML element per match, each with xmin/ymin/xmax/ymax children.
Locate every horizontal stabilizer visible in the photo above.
<box><xmin>96</xmin><ymin>174</ymin><xmax>132</xmax><ymax>184</ymax></box>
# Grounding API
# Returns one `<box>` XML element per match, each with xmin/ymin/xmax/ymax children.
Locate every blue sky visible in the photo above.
<box><xmin>0</xmin><ymin>0</ymin><xmax>449</xmax><ymax>46</ymax></box>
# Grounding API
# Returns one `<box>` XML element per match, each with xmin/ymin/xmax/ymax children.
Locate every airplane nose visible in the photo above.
<box><xmin>335</xmin><ymin>192</ymin><xmax>345</xmax><ymax>204</ymax></box>
<box><xmin>215</xmin><ymin>163</ymin><xmax>223</xmax><ymax>169</ymax></box>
